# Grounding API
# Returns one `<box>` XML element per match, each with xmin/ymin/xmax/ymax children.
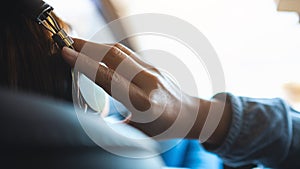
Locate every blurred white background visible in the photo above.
<box><xmin>45</xmin><ymin>0</ymin><xmax>300</xmax><ymax>102</ymax></box>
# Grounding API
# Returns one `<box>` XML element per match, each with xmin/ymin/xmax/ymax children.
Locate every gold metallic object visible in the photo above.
<box><xmin>36</xmin><ymin>1</ymin><xmax>74</xmax><ymax>49</ymax></box>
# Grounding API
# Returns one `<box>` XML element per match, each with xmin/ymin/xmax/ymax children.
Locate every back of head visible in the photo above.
<box><xmin>0</xmin><ymin>0</ymin><xmax>73</xmax><ymax>102</ymax></box>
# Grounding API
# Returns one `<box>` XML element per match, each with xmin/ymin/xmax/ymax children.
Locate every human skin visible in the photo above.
<box><xmin>61</xmin><ymin>38</ymin><xmax>232</xmax><ymax>147</ymax></box>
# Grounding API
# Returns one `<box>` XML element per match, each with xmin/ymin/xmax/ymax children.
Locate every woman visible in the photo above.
<box><xmin>0</xmin><ymin>1</ymin><xmax>224</xmax><ymax>168</ymax></box>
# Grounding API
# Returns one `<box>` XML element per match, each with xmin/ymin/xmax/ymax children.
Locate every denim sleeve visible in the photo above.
<box><xmin>277</xmin><ymin>111</ymin><xmax>300</xmax><ymax>169</ymax></box>
<box><xmin>207</xmin><ymin>93</ymin><xmax>294</xmax><ymax>168</ymax></box>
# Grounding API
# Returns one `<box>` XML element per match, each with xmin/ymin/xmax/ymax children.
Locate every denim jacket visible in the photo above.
<box><xmin>210</xmin><ymin>93</ymin><xmax>300</xmax><ymax>169</ymax></box>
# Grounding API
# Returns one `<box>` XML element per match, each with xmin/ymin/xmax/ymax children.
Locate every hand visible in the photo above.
<box><xmin>61</xmin><ymin>38</ymin><xmax>231</xmax><ymax>143</ymax></box>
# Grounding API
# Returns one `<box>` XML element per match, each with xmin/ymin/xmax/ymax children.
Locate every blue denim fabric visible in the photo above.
<box><xmin>160</xmin><ymin>139</ymin><xmax>223</xmax><ymax>169</ymax></box>
<box><xmin>210</xmin><ymin>93</ymin><xmax>300</xmax><ymax>169</ymax></box>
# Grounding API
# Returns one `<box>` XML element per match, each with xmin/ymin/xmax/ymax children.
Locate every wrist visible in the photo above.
<box><xmin>184</xmin><ymin>96</ymin><xmax>232</xmax><ymax>147</ymax></box>
<box><xmin>200</xmin><ymin>98</ymin><xmax>232</xmax><ymax>147</ymax></box>
<box><xmin>185</xmin><ymin>97</ymin><xmax>211</xmax><ymax>139</ymax></box>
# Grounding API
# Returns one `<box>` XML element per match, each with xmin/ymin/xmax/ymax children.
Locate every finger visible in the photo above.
<box><xmin>100</xmin><ymin>68</ymin><xmax>151</xmax><ymax>113</ymax></box>
<box><xmin>73</xmin><ymin>38</ymin><xmax>153</xmax><ymax>70</ymax></box>
<box><xmin>105</xmin><ymin>46</ymin><xmax>162</xmax><ymax>93</ymax></box>
<box><xmin>61</xmin><ymin>47</ymin><xmax>151</xmax><ymax>111</ymax></box>
<box><xmin>72</xmin><ymin>38</ymin><xmax>86</xmax><ymax>51</ymax></box>
<box><xmin>62</xmin><ymin>46</ymin><xmax>78</xmax><ymax>67</ymax></box>
<box><xmin>72</xmin><ymin>38</ymin><xmax>113</xmax><ymax>63</ymax></box>
<box><xmin>104</xmin><ymin>45</ymin><xmax>142</xmax><ymax>71</ymax></box>
<box><xmin>62</xmin><ymin>46</ymin><xmax>106</xmax><ymax>84</ymax></box>
<box><xmin>72</xmin><ymin>39</ymin><xmax>150</xmax><ymax>87</ymax></box>
<box><xmin>111</xmin><ymin>43</ymin><xmax>158</xmax><ymax>71</ymax></box>
<box><xmin>72</xmin><ymin>38</ymin><xmax>142</xmax><ymax>72</ymax></box>
<box><xmin>113</xmin><ymin>43</ymin><xmax>162</xmax><ymax>91</ymax></box>
<box><xmin>73</xmin><ymin>38</ymin><xmax>135</xmax><ymax>70</ymax></box>
<box><xmin>71</xmin><ymin>38</ymin><xmax>159</xmax><ymax>92</ymax></box>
